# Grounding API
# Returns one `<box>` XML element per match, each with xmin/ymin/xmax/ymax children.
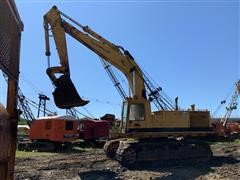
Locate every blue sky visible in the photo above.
<box><xmin>3</xmin><ymin>0</ymin><xmax>238</xmax><ymax>119</ymax></box>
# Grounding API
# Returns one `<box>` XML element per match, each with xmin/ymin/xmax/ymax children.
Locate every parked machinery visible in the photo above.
<box><xmin>43</xmin><ymin>6</ymin><xmax>213</xmax><ymax>166</ymax></box>
<box><xmin>213</xmin><ymin>80</ymin><xmax>240</xmax><ymax>138</ymax></box>
<box><xmin>18</xmin><ymin>115</ymin><xmax>79</xmax><ymax>151</ymax></box>
<box><xmin>14</xmin><ymin>83</ymin><xmax>79</xmax><ymax>152</ymax></box>
<box><xmin>78</xmin><ymin>118</ymin><xmax>110</xmax><ymax>142</ymax></box>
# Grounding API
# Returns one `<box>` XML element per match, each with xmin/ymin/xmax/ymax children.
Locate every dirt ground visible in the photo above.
<box><xmin>14</xmin><ymin>142</ymin><xmax>240</xmax><ymax>180</ymax></box>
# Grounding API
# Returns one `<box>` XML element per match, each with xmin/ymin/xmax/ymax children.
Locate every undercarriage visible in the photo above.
<box><xmin>104</xmin><ymin>137</ymin><xmax>212</xmax><ymax>167</ymax></box>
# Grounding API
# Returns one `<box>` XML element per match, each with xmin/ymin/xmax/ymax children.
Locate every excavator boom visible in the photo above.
<box><xmin>44</xmin><ymin>6</ymin><xmax>146</xmax><ymax>109</ymax></box>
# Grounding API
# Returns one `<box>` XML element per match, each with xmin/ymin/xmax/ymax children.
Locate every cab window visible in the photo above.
<box><xmin>129</xmin><ymin>104</ymin><xmax>145</xmax><ymax>121</ymax></box>
<box><xmin>65</xmin><ymin>121</ymin><xmax>73</xmax><ymax>130</ymax></box>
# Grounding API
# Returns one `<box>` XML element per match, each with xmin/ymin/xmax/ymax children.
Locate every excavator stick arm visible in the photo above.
<box><xmin>44</xmin><ymin>6</ymin><xmax>89</xmax><ymax>109</ymax></box>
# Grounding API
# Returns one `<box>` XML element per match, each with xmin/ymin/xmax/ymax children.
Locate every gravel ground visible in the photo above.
<box><xmin>14</xmin><ymin>142</ymin><xmax>240</xmax><ymax>180</ymax></box>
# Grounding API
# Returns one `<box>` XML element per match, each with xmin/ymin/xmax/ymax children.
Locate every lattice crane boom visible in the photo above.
<box><xmin>220</xmin><ymin>80</ymin><xmax>240</xmax><ymax>126</ymax></box>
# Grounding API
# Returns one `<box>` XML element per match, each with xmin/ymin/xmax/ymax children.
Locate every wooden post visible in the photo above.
<box><xmin>6</xmin><ymin>79</ymin><xmax>20</xmax><ymax>180</ymax></box>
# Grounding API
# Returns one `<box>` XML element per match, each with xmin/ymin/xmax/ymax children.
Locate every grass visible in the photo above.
<box><xmin>15</xmin><ymin>144</ymin><xmax>102</xmax><ymax>158</ymax></box>
<box><xmin>73</xmin><ymin>146</ymin><xmax>102</xmax><ymax>152</ymax></box>
<box><xmin>207</xmin><ymin>137</ymin><xmax>240</xmax><ymax>145</ymax></box>
<box><xmin>16</xmin><ymin>150</ymin><xmax>55</xmax><ymax>158</ymax></box>
<box><xmin>18</xmin><ymin>118</ymin><xmax>28</xmax><ymax>125</ymax></box>
<box><xmin>233</xmin><ymin>138</ymin><xmax>240</xmax><ymax>144</ymax></box>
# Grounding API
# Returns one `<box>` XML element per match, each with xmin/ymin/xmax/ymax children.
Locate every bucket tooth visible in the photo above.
<box><xmin>52</xmin><ymin>75</ymin><xmax>89</xmax><ymax>109</ymax></box>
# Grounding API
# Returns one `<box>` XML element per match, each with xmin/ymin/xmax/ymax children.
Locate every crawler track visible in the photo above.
<box><xmin>103</xmin><ymin>138</ymin><xmax>127</xmax><ymax>159</ymax></box>
<box><xmin>115</xmin><ymin>138</ymin><xmax>212</xmax><ymax>167</ymax></box>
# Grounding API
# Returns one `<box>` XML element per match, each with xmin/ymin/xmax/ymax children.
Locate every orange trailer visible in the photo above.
<box><xmin>30</xmin><ymin>115</ymin><xmax>78</xmax><ymax>142</ymax></box>
<box><xmin>18</xmin><ymin>115</ymin><xmax>79</xmax><ymax>151</ymax></box>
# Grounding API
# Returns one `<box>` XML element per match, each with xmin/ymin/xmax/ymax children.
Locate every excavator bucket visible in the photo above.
<box><xmin>52</xmin><ymin>75</ymin><xmax>89</xmax><ymax>109</ymax></box>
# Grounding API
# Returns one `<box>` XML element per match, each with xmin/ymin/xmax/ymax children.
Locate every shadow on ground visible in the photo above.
<box><xmin>74</xmin><ymin>155</ymin><xmax>239</xmax><ymax>180</ymax></box>
<box><xmin>130</xmin><ymin>156</ymin><xmax>239</xmax><ymax>180</ymax></box>
<box><xmin>78</xmin><ymin>170</ymin><xmax>118</xmax><ymax>180</ymax></box>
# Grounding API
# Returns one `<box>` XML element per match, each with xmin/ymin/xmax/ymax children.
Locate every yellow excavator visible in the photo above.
<box><xmin>44</xmin><ymin>6</ymin><xmax>213</xmax><ymax>166</ymax></box>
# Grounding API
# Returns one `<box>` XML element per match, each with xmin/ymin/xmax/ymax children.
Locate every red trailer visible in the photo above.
<box><xmin>78</xmin><ymin>118</ymin><xmax>110</xmax><ymax>141</ymax></box>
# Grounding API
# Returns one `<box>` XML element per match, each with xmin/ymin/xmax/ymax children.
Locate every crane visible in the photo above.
<box><xmin>43</xmin><ymin>6</ymin><xmax>213</xmax><ymax>166</ymax></box>
<box><xmin>214</xmin><ymin>80</ymin><xmax>240</xmax><ymax>137</ymax></box>
<box><xmin>2</xmin><ymin>72</ymin><xmax>35</xmax><ymax>126</ymax></box>
<box><xmin>220</xmin><ymin>80</ymin><xmax>240</xmax><ymax>126</ymax></box>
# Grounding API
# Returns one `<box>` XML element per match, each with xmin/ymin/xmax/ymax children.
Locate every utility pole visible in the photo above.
<box><xmin>37</xmin><ymin>94</ymin><xmax>50</xmax><ymax>118</ymax></box>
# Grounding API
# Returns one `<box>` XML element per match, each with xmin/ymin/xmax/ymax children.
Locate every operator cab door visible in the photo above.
<box><xmin>121</xmin><ymin>102</ymin><xmax>128</xmax><ymax>133</ymax></box>
<box><xmin>128</xmin><ymin>103</ymin><xmax>146</xmax><ymax>131</ymax></box>
<box><xmin>121</xmin><ymin>99</ymin><xmax>150</xmax><ymax>133</ymax></box>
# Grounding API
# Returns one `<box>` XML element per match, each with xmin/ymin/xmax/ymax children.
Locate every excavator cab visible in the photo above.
<box><xmin>52</xmin><ymin>74</ymin><xmax>89</xmax><ymax>109</ymax></box>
